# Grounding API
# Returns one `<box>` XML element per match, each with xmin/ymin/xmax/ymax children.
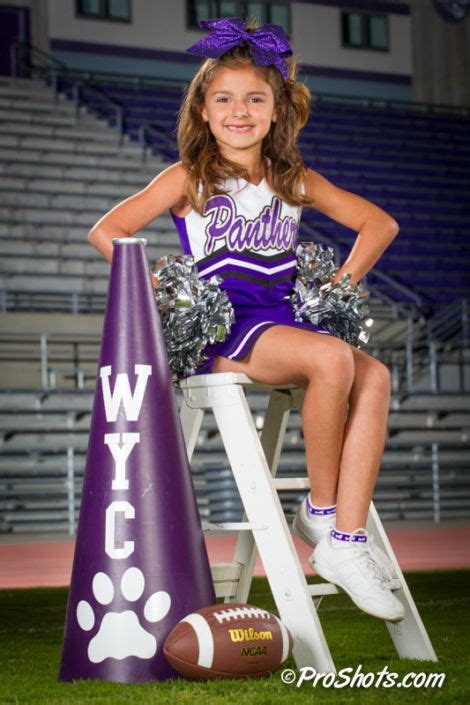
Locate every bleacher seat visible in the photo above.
<box><xmin>0</xmin><ymin>75</ymin><xmax>469</xmax><ymax>536</ymax></box>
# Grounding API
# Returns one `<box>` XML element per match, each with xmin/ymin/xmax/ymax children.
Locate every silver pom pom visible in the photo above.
<box><xmin>152</xmin><ymin>254</ymin><xmax>234</xmax><ymax>380</ymax></box>
<box><xmin>291</xmin><ymin>242</ymin><xmax>373</xmax><ymax>347</ymax></box>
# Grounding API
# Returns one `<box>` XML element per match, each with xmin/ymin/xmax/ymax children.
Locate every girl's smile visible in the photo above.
<box><xmin>225</xmin><ymin>125</ymin><xmax>254</xmax><ymax>133</ymax></box>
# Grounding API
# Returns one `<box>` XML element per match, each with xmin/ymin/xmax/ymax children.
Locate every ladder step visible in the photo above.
<box><xmin>273</xmin><ymin>477</ymin><xmax>310</xmax><ymax>490</ymax></box>
<box><xmin>308</xmin><ymin>583</ymin><xmax>340</xmax><ymax>596</ymax></box>
<box><xmin>202</xmin><ymin>521</ymin><xmax>269</xmax><ymax>532</ymax></box>
<box><xmin>179</xmin><ymin>371</ymin><xmax>297</xmax><ymax>390</ymax></box>
<box><xmin>210</xmin><ymin>561</ymin><xmax>243</xmax><ymax>599</ymax></box>
<box><xmin>210</xmin><ymin>562</ymin><xmax>243</xmax><ymax>580</ymax></box>
<box><xmin>308</xmin><ymin>578</ymin><xmax>402</xmax><ymax>598</ymax></box>
<box><xmin>213</xmin><ymin>581</ymin><xmax>239</xmax><ymax>599</ymax></box>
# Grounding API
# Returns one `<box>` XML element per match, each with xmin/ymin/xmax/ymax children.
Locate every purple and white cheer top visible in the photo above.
<box><xmin>171</xmin><ymin>174</ymin><xmax>332</xmax><ymax>375</ymax></box>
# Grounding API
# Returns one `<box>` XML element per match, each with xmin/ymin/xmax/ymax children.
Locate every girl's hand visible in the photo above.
<box><xmin>331</xmin><ymin>270</ymin><xmax>350</xmax><ymax>287</ymax></box>
<box><xmin>152</xmin><ymin>257</ymin><xmax>167</xmax><ymax>289</ymax></box>
<box><xmin>332</xmin><ymin>270</ymin><xmax>359</xmax><ymax>288</ymax></box>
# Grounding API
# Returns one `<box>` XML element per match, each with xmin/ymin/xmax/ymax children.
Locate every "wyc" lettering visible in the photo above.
<box><xmin>99</xmin><ymin>364</ymin><xmax>152</xmax><ymax>559</ymax></box>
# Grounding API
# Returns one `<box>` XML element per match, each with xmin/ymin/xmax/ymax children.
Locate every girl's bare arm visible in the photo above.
<box><xmin>304</xmin><ymin>168</ymin><xmax>399</xmax><ymax>285</ymax></box>
<box><xmin>87</xmin><ymin>162</ymin><xmax>189</xmax><ymax>263</ymax></box>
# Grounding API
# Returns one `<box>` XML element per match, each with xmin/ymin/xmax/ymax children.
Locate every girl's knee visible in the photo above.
<box><xmin>304</xmin><ymin>337</ymin><xmax>355</xmax><ymax>390</ymax></box>
<box><xmin>364</xmin><ymin>356</ymin><xmax>392</xmax><ymax>396</ymax></box>
<box><xmin>372</xmin><ymin>359</ymin><xmax>392</xmax><ymax>394</ymax></box>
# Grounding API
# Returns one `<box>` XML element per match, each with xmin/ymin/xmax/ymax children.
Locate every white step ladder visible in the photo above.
<box><xmin>178</xmin><ymin>372</ymin><xmax>438</xmax><ymax>673</ymax></box>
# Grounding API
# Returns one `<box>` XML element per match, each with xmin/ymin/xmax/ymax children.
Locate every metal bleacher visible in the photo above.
<box><xmin>52</xmin><ymin>68</ymin><xmax>470</xmax><ymax>306</ymax></box>
<box><xmin>1</xmin><ymin>382</ymin><xmax>469</xmax><ymax>535</ymax></box>
<box><xmin>0</xmin><ymin>74</ymin><xmax>469</xmax><ymax>536</ymax></box>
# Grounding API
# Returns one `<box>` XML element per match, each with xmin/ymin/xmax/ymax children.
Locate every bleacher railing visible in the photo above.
<box><xmin>10</xmin><ymin>39</ymin><xmax>470</xmax><ymax>168</ymax></box>
<box><xmin>404</xmin><ymin>300</ymin><xmax>470</xmax><ymax>392</ymax></box>
<box><xmin>0</xmin><ymin>395</ymin><xmax>468</xmax><ymax>536</ymax></box>
<box><xmin>11</xmin><ymin>40</ymin><xmax>470</xmax><ymax>118</ymax></box>
<box><xmin>0</xmin><ymin>290</ymin><xmax>106</xmax><ymax>315</ymax></box>
<box><xmin>424</xmin><ymin>299</ymin><xmax>469</xmax><ymax>346</ymax></box>
<box><xmin>4</xmin><ymin>41</ymin><xmax>469</xmax><ymax>384</ymax></box>
<box><xmin>1</xmin><ymin>317</ymin><xmax>468</xmax><ymax>395</ymax></box>
<box><xmin>0</xmin><ymin>328</ymin><xmax>469</xmax><ymax>535</ymax></box>
<box><xmin>0</xmin><ymin>331</ymin><xmax>100</xmax><ymax>390</ymax></box>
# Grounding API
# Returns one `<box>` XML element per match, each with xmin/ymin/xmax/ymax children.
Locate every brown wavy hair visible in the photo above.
<box><xmin>177</xmin><ymin>20</ymin><xmax>313</xmax><ymax>215</ymax></box>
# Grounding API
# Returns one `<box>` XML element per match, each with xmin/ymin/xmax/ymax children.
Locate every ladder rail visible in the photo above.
<box><xmin>179</xmin><ymin>372</ymin><xmax>438</xmax><ymax>672</ymax></box>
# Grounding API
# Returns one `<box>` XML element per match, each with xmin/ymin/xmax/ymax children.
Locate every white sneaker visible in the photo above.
<box><xmin>293</xmin><ymin>498</ymin><xmax>395</xmax><ymax>582</ymax></box>
<box><xmin>367</xmin><ymin>535</ymin><xmax>395</xmax><ymax>583</ymax></box>
<box><xmin>292</xmin><ymin>497</ymin><xmax>334</xmax><ymax>546</ymax></box>
<box><xmin>310</xmin><ymin>529</ymin><xmax>405</xmax><ymax>622</ymax></box>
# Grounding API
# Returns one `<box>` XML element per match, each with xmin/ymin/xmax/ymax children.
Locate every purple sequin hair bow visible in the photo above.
<box><xmin>186</xmin><ymin>17</ymin><xmax>293</xmax><ymax>80</ymax></box>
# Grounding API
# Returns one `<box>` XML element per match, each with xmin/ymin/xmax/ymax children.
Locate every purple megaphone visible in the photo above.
<box><xmin>59</xmin><ymin>237</ymin><xmax>216</xmax><ymax>683</ymax></box>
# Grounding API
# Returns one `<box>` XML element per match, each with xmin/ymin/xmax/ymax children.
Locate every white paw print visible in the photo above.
<box><xmin>76</xmin><ymin>567</ymin><xmax>171</xmax><ymax>663</ymax></box>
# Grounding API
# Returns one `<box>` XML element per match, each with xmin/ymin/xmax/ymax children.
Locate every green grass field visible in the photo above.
<box><xmin>1</xmin><ymin>570</ymin><xmax>469</xmax><ymax>704</ymax></box>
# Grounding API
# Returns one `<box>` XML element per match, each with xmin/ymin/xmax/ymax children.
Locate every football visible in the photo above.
<box><xmin>163</xmin><ymin>602</ymin><xmax>293</xmax><ymax>680</ymax></box>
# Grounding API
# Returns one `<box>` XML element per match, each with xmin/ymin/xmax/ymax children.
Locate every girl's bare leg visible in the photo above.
<box><xmin>212</xmin><ymin>326</ymin><xmax>355</xmax><ymax>514</ymax></box>
<box><xmin>212</xmin><ymin>325</ymin><xmax>392</xmax><ymax>531</ymax></box>
<box><xmin>212</xmin><ymin>326</ymin><xmax>405</xmax><ymax>620</ymax></box>
<box><xmin>334</xmin><ymin>346</ymin><xmax>392</xmax><ymax>531</ymax></box>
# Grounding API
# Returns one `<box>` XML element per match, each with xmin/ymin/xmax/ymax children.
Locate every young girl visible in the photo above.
<box><xmin>88</xmin><ymin>18</ymin><xmax>404</xmax><ymax>622</ymax></box>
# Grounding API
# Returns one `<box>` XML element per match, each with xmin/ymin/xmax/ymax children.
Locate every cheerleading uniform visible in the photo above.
<box><xmin>170</xmin><ymin>174</ymin><xmax>333</xmax><ymax>376</ymax></box>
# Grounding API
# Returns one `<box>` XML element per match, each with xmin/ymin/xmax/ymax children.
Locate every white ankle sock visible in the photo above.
<box><xmin>330</xmin><ymin>528</ymin><xmax>368</xmax><ymax>548</ymax></box>
<box><xmin>307</xmin><ymin>494</ymin><xmax>336</xmax><ymax>518</ymax></box>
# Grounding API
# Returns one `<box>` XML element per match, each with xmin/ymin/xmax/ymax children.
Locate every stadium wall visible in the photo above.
<box><xmin>45</xmin><ymin>0</ymin><xmax>412</xmax><ymax>100</ymax></box>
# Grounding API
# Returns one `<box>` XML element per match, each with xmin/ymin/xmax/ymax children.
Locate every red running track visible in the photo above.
<box><xmin>0</xmin><ymin>525</ymin><xmax>469</xmax><ymax>589</ymax></box>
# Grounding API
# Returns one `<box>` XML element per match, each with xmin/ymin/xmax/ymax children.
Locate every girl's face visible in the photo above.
<box><xmin>201</xmin><ymin>64</ymin><xmax>277</xmax><ymax>161</ymax></box>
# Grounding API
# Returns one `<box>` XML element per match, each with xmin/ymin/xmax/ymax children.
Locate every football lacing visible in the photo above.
<box><xmin>213</xmin><ymin>606</ymin><xmax>271</xmax><ymax>623</ymax></box>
